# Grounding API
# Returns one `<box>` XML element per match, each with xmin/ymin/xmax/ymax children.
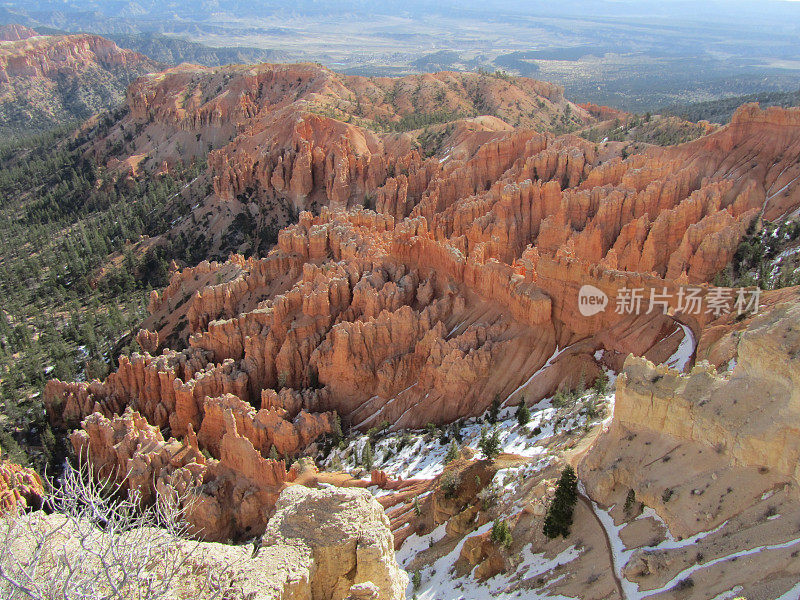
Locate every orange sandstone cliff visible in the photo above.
<box><xmin>43</xmin><ymin>60</ymin><xmax>800</xmax><ymax>541</ymax></box>
<box><xmin>0</xmin><ymin>28</ymin><xmax>161</xmax><ymax>132</ymax></box>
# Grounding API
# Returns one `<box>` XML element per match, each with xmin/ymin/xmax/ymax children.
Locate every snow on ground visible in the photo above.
<box><xmin>775</xmin><ymin>581</ymin><xmax>800</xmax><ymax>600</ymax></box>
<box><xmin>710</xmin><ymin>587</ymin><xmax>745</xmax><ymax>600</ymax></box>
<box><xmin>401</xmin><ymin>520</ymin><xmax>581</xmax><ymax>600</ymax></box>
<box><xmin>317</xmin><ymin>362</ymin><xmax>618</xmax><ymax>599</ymax></box>
<box><xmin>642</xmin><ymin>535</ymin><xmax>800</xmax><ymax>598</ymax></box>
<box><xmin>665</xmin><ymin>322</ymin><xmax>695</xmax><ymax>372</ymax></box>
<box><xmin>325</xmin><ymin>388</ymin><xmax>613</xmax><ymax>481</ymax></box>
<box><xmin>585</xmin><ymin>493</ymin><xmax>800</xmax><ymax>600</ymax></box>
<box><xmin>505</xmin><ymin>345</ymin><xmax>567</xmax><ymax>405</ymax></box>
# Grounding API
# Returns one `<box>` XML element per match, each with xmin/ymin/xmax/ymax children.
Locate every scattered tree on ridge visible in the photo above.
<box><xmin>543</xmin><ymin>465</ymin><xmax>579</xmax><ymax>538</ymax></box>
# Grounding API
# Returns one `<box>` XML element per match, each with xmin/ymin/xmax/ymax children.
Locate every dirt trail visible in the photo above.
<box><xmin>578</xmin><ymin>492</ymin><xmax>626</xmax><ymax>600</ymax></box>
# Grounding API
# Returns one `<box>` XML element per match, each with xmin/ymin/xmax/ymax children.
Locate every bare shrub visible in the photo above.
<box><xmin>0</xmin><ymin>458</ymin><xmax>236</xmax><ymax>600</ymax></box>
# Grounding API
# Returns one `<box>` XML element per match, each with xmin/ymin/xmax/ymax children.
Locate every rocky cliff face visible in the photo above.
<box><xmin>260</xmin><ymin>486</ymin><xmax>408</xmax><ymax>600</ymax></box>
<box><xmin>0</xmin><ymin>24</ymin><xmax>38</xmax><ymax>42</ymax></box>
<box><xmin>3</xmin><ymin>485</ymin><xmax>407</xmax><ymax>600</ymax></box>
<box><xmin>82</xmin><ymin>62</ymin><xmax>596</xmax><ymax>256</ymax></box>
<box><xmin>583</xmin><ymin>292</ymin><xmax>800</xmax><ymax>502</ymax></box>
<box><xmin>578</xmin><ymin>292</ymin><xmax>800</xmax><ymax>598</ymax></box>
<box><xmin>0</xmin><ymin>29</ymin><xmax>161</xmax><ymax>133</ymax></box>
<box><xmin>43</xmin><ymin>60</ymin><xmax>800</xmax><ymax>555</ymax></box>
<box><xmin>68</xmin><ymin>406</ymin><xmax>300</xmax><ymax>541</ymax></box>
<box><xmin>0</xmin><ymin>456</ymin><xmax>43</xmax><ymax>515</ymax></box>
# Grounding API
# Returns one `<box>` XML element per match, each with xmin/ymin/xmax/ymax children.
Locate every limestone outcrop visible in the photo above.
<box><xmin>2</xmin><ymin>485</ymin><xmax>407</xmax><ymax>600</ymax></box>
<box><xmin>259</xmin><ymin>486</ymin><xmax>408</xmax><ymax>600</ymax></box>
<box><xmin>583</xmin><ymin>295</ymin><xmax>800</xmax><ymax>504</ymax></box>
<box><xmin>575</xmin><ymin>292</ymin><xmax>800</xmax><ymax>598</ymax></box>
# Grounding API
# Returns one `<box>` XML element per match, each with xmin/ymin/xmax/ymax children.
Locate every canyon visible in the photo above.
<box><xmin>1</xmin><ymin>50</ymin><xmax>799</xmax><ymax>599</ymax></box>
<box><xmin>0</xmin><ymin>26</ymin><xmax>160</xmax><ymax>133</ymax></box>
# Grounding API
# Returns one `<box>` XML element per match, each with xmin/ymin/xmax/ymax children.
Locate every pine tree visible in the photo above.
<box><xmin>269</xmin><ymin>445</ymin><xmax>279</xmax><ymax>461</ymax></box>
<box><xmin>488</xmin><ymin>395</ymin><xmax>502</xmax><ymax>423</ymax></box>
<box><xmin>623</xmin><ymin>489</ymin><xmax>637</xmax><ymax>516</ymax></box>
<box><xmin>490</xmin><ymin>519</ymin><xmax>513</xmax><ymax>548</ymax></box>
<box><xmin>361</xmin><ymin>440</ymin><xmax>374</xmax><ymax>471</ymax></box>
<box><xmin>593</xmin><ymin>371</ymin><xmax>609</xmax><ymax>396</ymax></box>
<box><xmin>444</xmin><ymin>438</ymin><xmax>459</xmax><ymax>464</ymax></box>
<box><xmin>411</xmin><ymin>570</ymin><xmax>422</xmax><ymax>590</ymax></box>
<box><xmin>575</xmin><ymin>368</ymin><xmax>586</xmax><ymax>397</ymax></box>
<box><xmin>331</xmin><ymin>412</ymin><xmax>343</xmax><ymax>444</ymax></box>
<box><xmin>478</xmin><ymin>427</ymin><xmax>501</xmax><ymax>460</ymax></box>
<box><xmin>516</xmin><ymin>402</ymin><xmax>531</xmax><ymax>426</ymax></box>
<box><xmin>330</xmin><ymin>454</ymin><xmax>342</xmax><ymax>471</ymax></box>
<box><xmin>543</xmin><ymin>466</ymin><xmax>579</xmax><ymax>538</ymax></box>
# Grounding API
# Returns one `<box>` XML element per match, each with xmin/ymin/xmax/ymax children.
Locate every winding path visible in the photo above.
<box><xmin>577</xmin><ymin>492</ymin><xmax>626</xmax><ymax>600</ymax></box>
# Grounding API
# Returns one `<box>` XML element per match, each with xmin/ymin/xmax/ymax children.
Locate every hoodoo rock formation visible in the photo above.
<box><xmin>69</xmin><ymin>406</ymin><xmax>300</xmax><ymax>541</ymax></box>
<box><xmin>0</xmin><ymin>456</ymin><xmax>44</xmax><ymax>515</ymax></box>
<box><xmin>44</xmin><ymin>58</ymin><xmax>800</xmax><ymax>545</ymax></box>
<box><xmin>0</xmin><ymin>28</ymin><xmax>161</xmax><ymax>133</ymax></box>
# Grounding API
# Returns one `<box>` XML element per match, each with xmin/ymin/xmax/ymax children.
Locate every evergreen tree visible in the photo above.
<box><xmin>516</xmin><ymin>402</ymin><xmax>531</xmax><ymax>426</ymax></box>
<box><xmin>623</xmin><ymin>489</ymin><xmax>637</xmax><ymax>516</ymax></box>
<box><xmin>575</xmin><ymin>368</ymin><xmax>586</xmax><ymax>397</ymax></box>
<box><xmin>361</xmin><ymin>440</ymin><xmax>374</xmax><ymax>471</ymax></box>
<box><xmin>444</xmin><ymin>438</ymin><xmax>459</xmax><ymax>464</ymax></box>
<box><xmin>269</xmin><ymin>445</ymin><xmax>279</xmax><ymax>461</ymax></box>
<box><xmin>490</xmin><ymin>519</ymin><xmax>513</xmax><ymax>548</ymax></box>
<box><xmin>593</xmin><ymin>371</ymin><xmax>609</xmax><ymax>396</ymax></box>
<box><xmin>331</xmin><ymin>412</ymin><xmax>343</xmax><ymax>444</ymax></box>
<box><xmin>478</xmin><ymin>427</ymin><xmax>501</xmax><ymax>460</ymax></box>
<box><xmin>329</xmin><ymin>454</ymin><xmax>342</xmax><ymax>471</ymax></box>
<box><xmin>488</xmin><ymin>394</ymin><xmax>502</xmax><ymax>423</ymax></box>
<box><xmin>543</xmin><ymin>466</ymin><xmax>579</xmax><ymax>538</ymax></box>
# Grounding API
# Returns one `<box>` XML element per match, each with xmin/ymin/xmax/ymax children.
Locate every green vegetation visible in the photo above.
<box><xmin>417</xmin><ymin>124</ymin><xmax>455</xmax><ymax>158</ymax></box>
<box><xmin>411</xmin><ymin>570</ymin><xmax>422</xmax><ymax>590</ymax></box>
<box><xmin>106</xmin><ymin>32</ymin><xmax>281</xmax><ymax>67</ymax></box>
<box><xmin>623</xmin><ymin>489</ymin><xmax>637</xmax><ymax>516</ymax></box>
<box><xmin>478</xmin><ymin>427</ymin><xmax>501</xmax><ymax>460</ymax></box>
<box><xmin>487</xmin><ymin>395</ymin><xmax>502</xmax><ymax>424</ymax></box>
<box><xmin>551</xmin><ymin>388</ymin><xmax>574</xmax><ymax>408</ymax></box>
<box><xmin>331</xmin><ymin>412</ymin><xmax>343</xmax><ymax>444</ymax></box>
<box><xmin>543</xmin><ymin>466</ymin><xmax>578</xmax><ymax>539</ymax></box>
<box><xmin>360</xmin><ymin>440</ymin><xmax>374</xmax><ymax>471</ymax></box>
<box><xmin>490</xmin><ymin>519</ymin><xmax>514</xmax><ymax>549</ymax></box>
<box><xmin>661</xmin><ymin>89</ymin><xmax>800</xmax><ymax>124</ymax></box>
<box><xmin>0</xmin><ymin>124</ymin><xmax>204</xmax><ymax>473</ymax></box>
<box><xmin>440</xmin><ymin>469</ymin><xmax>461</xmax><ymax>499</ymax></box>
<box><xmin>443</xmin><ymin>439</ymin><xmax>460</xmax><ymax>464</ymax></box>
<box><xmin>376</xmin><ymin>110</ymin><xmax>463</xmax><ymax>133</ymax></box>
<box><xmin>714</xmin><ymin>218</ymin><xmax>800</xmax><ymax>290</ymax></box>
<box><xmin>580</xmin><ymin>114</ymin><xmax>708</xmax><ymax>147</ymax></box>
<box><xmin>515</xmin><ymin>401</ymin><xmax>531</xmax><ymax>426</ymax></box>
<box><xmin>0</xmin><ymin>56</ymin><xmax>152</xmax><ymax>137</ymax></box>
<box><xmin>593</xmin><ymin>371</ymin><xmax>609</xmax><ymax>396</ymax></box>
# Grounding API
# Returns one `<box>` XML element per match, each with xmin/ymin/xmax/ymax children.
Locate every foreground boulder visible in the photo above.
<box><xmin>0</xmin><ymin>485</ymin><xmax>407</xmax><ymax>600</ymax></box>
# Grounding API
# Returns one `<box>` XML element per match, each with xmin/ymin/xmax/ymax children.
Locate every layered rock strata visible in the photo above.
<box><xmin>45</xmin><ymin>64</ymin><xmax>800</xmax><ymax>544</ymax></box>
